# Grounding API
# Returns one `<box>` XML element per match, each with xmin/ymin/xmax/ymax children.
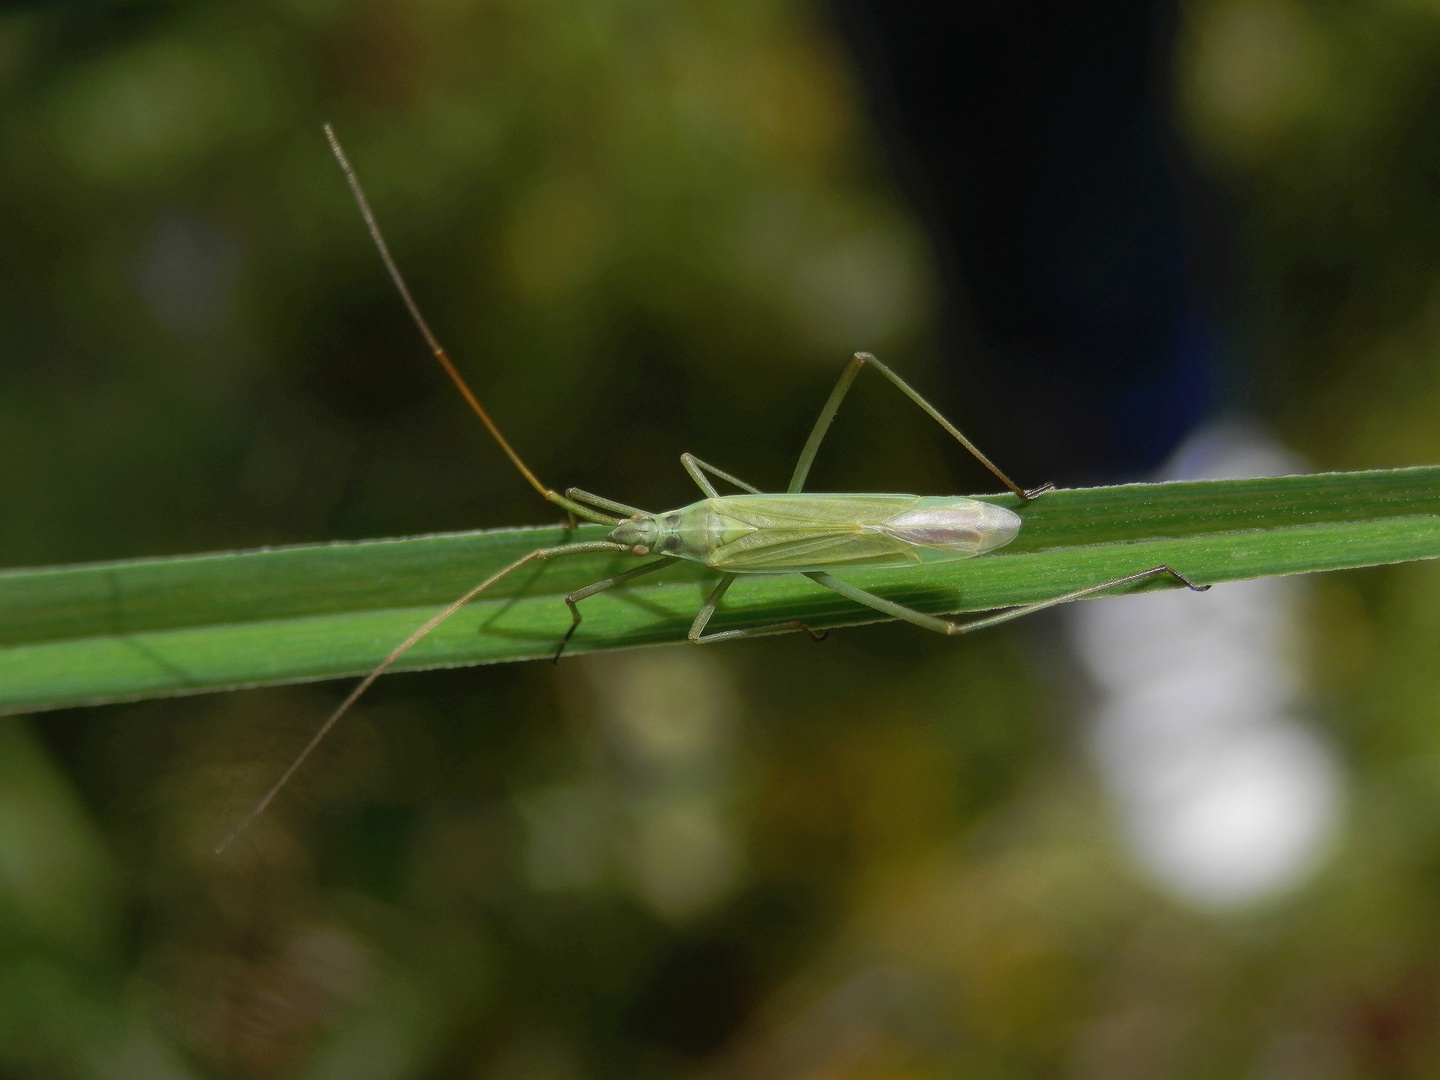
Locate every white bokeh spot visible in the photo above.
<box><xmin>1071</xmin><ymin>420</ymin><xmax>1344</xmax><ymax>908</ymax></box>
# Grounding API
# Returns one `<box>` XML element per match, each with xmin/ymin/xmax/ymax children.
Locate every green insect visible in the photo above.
<box><xmin>217</xmin><ymin>128</ymin><xmax>1207</xmax><ymax>850</ymax></box>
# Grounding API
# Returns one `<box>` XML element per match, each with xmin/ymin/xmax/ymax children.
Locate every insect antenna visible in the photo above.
<box><xmin>215</xmin><ymin>130</ymin><xmax>637</xmax><ymax>854</ymax></box>
<box><xmin>214</xmin><ymin>575</ymin><xmax>493</xmax><ymax>855</ymax></box>
<box><xmin>213</xmin><ymin>538</ymin><xmax>625</xmax><ymax>855</ymax></box>
<box><xmin>323</xmin><ymin>125</ymin><xmax>612</xmax><ymax>527</ymax></box>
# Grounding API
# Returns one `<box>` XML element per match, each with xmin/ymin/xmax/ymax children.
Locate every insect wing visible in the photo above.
<box><xmin>700</xmin><ymin>494</ymin><xmax>1017</xmax><ymax>572</ymax></box>
<box><xmin>705</xmin><ymin>494</ymin><xmax>925</xmax><ymax>572</ymax></box>
<box><xmin>711</xmin><ymin>529</ymin><xmax>923</xmax><ymax>571</ymax></box>
<box><xmin>881</xmin><ymin>497</ymin><xmax>1019</xmax><ymax>554</ymax></box>
<box><xmin>719</xmin><ymin>493</ymin><xmax>923</xmax><ymax>526</ymax></box>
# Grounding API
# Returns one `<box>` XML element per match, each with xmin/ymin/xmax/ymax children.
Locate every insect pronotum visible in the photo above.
<box><xmin>214</xmin><ymin>127</ymin><xmax>1209</xmax><ymax>853</ymax></box>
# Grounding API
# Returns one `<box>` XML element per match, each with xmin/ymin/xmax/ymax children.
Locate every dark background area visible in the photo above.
<box><xmin>837</xmin><ymin>0</ymin><xmax>1215</xmax><ymax>484</ymax></box>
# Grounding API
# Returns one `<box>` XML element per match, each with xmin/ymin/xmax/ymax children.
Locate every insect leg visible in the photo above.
<box><xmin>566</xmin><ymin>488</ymin><xmax>644</xmax><ymax>518</ymax></box>
<box><xmin>215</xmin><ymin>539</ymin><xmax>629</xmax><ymax>854</ymax></box>
<box><xmin>555</xmin><ymin>557</ymin><xmax>671</xmax><ymax>662</ymax></box>
<box><xmin>802</xmin><ymin>572</ymin><xmax>964</xmax><ymax>634</ymax></box>
<box><xmin>688</xmin><ymin>573</ymin><xmax>736</xmax><ymax>635</ymax></box>
<box><xmin>687</xmin><ymin>574</ymin><xmax>828</xmax><ymax>644</ymax></box>
<box><xmin>943</xmin><ymin>566</ymin><xmax>1210</xmax><ymax>633</ymax></box>
<box><xmin>681</xmin><ymin>454</ymin><xmax>764</xmax><ymax>497</ymax></box>
<box><xmin>787</xmin><ymin>351</ymin><xmax>1051</xmax><ymax>499</ymax></box>
<box><xmin>804</xmin><ymin>565</ymin><xmax>1209</xmax><ymax>636</ymax></box>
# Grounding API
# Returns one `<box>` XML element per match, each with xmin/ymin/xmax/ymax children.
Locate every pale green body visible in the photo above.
<box><xmin>228</xmin><ymin>150</ymin><xmax>1209</xmax><ymax>856</ymax></box>
<box><xmin>613</xmin><ymin>494</ymin><xmax>1022</xmax><ymax>573</ymax></box>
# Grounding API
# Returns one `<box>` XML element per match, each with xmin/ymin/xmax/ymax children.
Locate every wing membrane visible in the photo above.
<box><xmin>703</xmin><ymin>495</ymin><xmax>920</xmax><ymax>571</ymax></box>
<box><xmin>709</xmin><ymin>527</ymin><xmax>922</xmax><ymax>572</ymax></box>
<box><xmin>689</xmin><ymin>494</ymin><xmax>1000</xmax><ymax>572</ymax></box>
<box><xmin>714</xmin><ymin>494</ymin><xmax>922</xmax><ymax>530</ymax></box>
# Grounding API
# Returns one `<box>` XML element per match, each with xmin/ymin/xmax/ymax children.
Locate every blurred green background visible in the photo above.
<box><xmin>3</xmin><ymin>0</ymin><xmax>1440</xmax><ymax>1076</ymax></box>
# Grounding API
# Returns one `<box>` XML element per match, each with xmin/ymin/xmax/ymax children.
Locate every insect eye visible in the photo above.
<box><xmin>664</xmin><ymin>536</ymin><xmax>682</xmax><ymax>552</ymax></box>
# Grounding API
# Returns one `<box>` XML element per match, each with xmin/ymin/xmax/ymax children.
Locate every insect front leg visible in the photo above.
<box><xmin>686</xmin><ymin>573</ymin><xmax>828</xmax><ymax>645</ymax></box>
<box><xmin>804</xmin><ymin>566</ymin><xmax>1209</xmax><ymax>637</ymax></box>
<box><xmin>566</xmin><ymin>488</ymin><xmax>646</xmax><ymax>518</ymax></box>
<box><xmin>555</xmin><ymin>558</ymin><xmax>671</xmax><ymax>662</ymax></box>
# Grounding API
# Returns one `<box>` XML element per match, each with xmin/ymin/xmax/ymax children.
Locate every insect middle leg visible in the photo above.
<box><xmin>681</xmin><ymin>454</ymin><xmax>764</xmax><ymax>497</ymax></box>
<box><xmin>788</xmin><ymin>351</ymin><xmax>1052</xmax><ymax>499</ymax></box>
<box><xmin>804</xmin><ymin>565</ymin><xmax>1210</xmax><ymax>636</ymax></box>
<box><xmin>686</xmin><ymin>574</ymin><xmax>828</xmax><ymax>645</ymax></box>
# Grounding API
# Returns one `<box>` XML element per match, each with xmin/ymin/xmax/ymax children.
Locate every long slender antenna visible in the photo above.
<box><xmin>215</xmin><ymin>539</ymin><xmax>628</xmax><ymax>855</ymax></box>
<box><xmin>323</xmin><ymin>123</ymin><xmax>554</xmax><ymax>503</ymax></box>
<box><xmin>215</xmin><ymin>129</ymin><xmax>638</xmax><ymax>855</ymax></box>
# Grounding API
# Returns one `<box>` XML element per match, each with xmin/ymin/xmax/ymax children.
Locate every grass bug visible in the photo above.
<box><xmin>215</xmin><ymin>127</ymin><xmax>1208</xmax><ymax>852</ymax></box>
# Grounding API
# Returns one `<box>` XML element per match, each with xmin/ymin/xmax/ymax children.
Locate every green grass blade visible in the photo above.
<box><xmin>4</xmin><ymin>466</ymin><xmax>1440</xmax><ymax>714</ymax></box>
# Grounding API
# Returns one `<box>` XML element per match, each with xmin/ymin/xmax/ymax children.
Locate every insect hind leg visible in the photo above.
<box><xmin>804</xmin><ymin>565</ymin><xmax>1208</xmax><ymax>636</ymax></box>
<box><xmin>687</xmin><ymin>573</ymin><xmax>827</xmax><ymax>644</ymax></box>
